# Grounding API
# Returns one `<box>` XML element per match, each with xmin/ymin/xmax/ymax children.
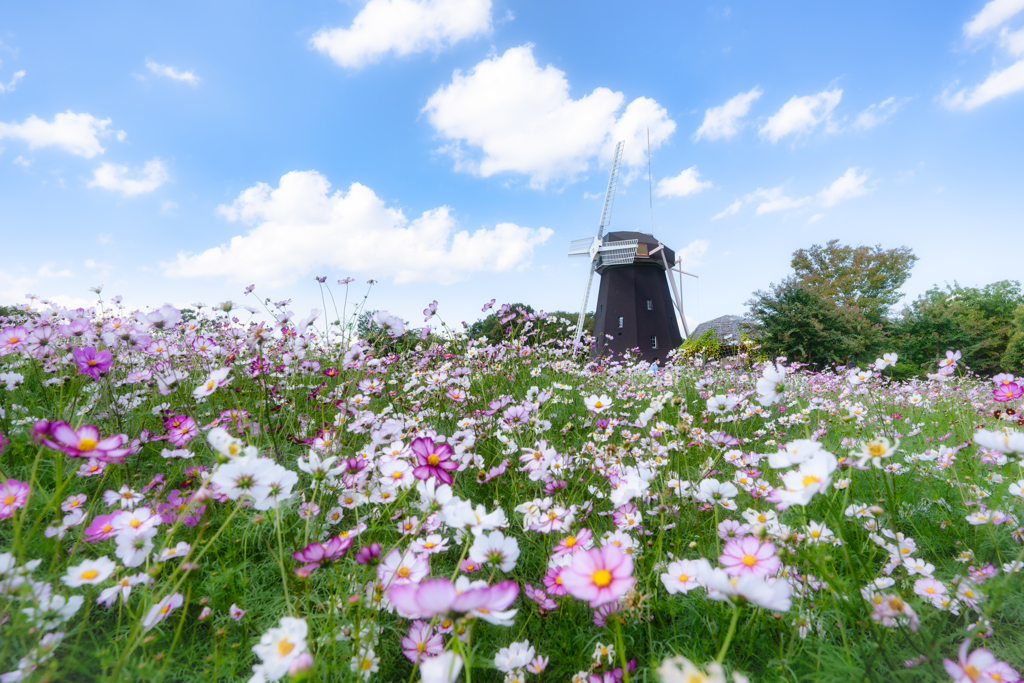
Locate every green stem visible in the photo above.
<box><xmin>715</xmin><ymin>602</ymin><xmax>741</xmax><ymax>664</ymax></box>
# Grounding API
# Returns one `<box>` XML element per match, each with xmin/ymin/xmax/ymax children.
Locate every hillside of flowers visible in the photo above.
<box><xmin>1</xmin><ymin>281</ymin><xmax>1023</xmax><ymax>683</ymax></box>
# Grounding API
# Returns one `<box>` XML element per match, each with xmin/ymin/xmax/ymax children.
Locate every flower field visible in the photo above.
<box><xmin>1</xmin><ymin>287</ymin><xmax>1024</xmax><ymax>683</ymax></box>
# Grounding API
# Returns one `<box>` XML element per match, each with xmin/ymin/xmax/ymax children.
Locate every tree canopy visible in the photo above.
<box><xmin>790</xmin><ymin>239</ymin><xmax>918</xmax><ymax>321</ymax></box>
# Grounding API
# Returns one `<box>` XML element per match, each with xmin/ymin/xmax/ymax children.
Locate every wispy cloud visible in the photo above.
<box><xmin>146</xmin><ymin>60</ymin><xmax>200</xmax><ymax>85</ymax></box>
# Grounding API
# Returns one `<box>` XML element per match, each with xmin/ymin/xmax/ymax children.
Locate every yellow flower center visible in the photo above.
<box><xmin>80</xmin><ymin>569</ymin><xmax>99</xmax><ymax>580</ymax></box>
<box><xmin>78</xmin><ymin>438</ymin><xmax>98</xmax><ymax>451</ymax></box>
<box><xmin>397</xmin><ymin>566</ymin><xmax>410</xmax><ymax>579</ymax></box>
<box><xmin>867</xmin><ymin>442</ymin><xmax>886</xmax><ymax>457</ymax></box>
<box><xmin>592</xmin><ymin>569</ymin><xmax>612</xmax><ymax>587</ymax></box>
<box><xmin>427</xmin><ymin>454</ymin><xmax>439</xmax><ymax>466</ymax></box>
<box><xmin>802</xmin><ymin>474</ymin><xmax>820</xmax><ymax>487</ymax></box>
<box><xmin>2</xmin><ymin>495</ymin><xmax>14</xmax><ymax>505</ymax></box>
<box><xmin>277</xmin><ymin>638</ymin><xmax>294</xmax><ymax>656</ymax></box>
<box><xmin>925</xmin><ymin>587</ymin><xmax>935</xmax><ymax>594</ymax></box>
<box><xmin>159</xmin><ymin>605</ymin><xmax>171</xmax><ymax>614</ymax></box>
<box><xmin>101</xmin><ymin>524</ymin><xmax>113</xmax><ymax>533</ymax></box>
<box><xmin>963</xmin><ymin>665</ymin><xmax>979</xmax><ymax>680</ymax></box>
<box><xmin>594</xmin><ymin>401</ymin><xmax>603</xmax><ymax>408</ymax></box>
<box><xmin>741</xmin><ymin>554</ymin><xmax>757</xmax><ymax>567</ymax></box>
<box><xmin>565</xmin><ymin>536</ymin><xmax>577</xmax><ymax>547</ymax></box>
<box><xmin>7</xmin><ymin>336</ymin><xmax>18</xmax><ymax>344</ymax></box>
<box><xmin>678</xmin><ymin>573</ymin><xmax>689</xmax><ymax>582</ymax></box>
<box><xmin>130</xmin><ymin>518</ymin><xmax>141</xmax><ymax>528</ymax></box>
<box><xmin>423</xmin><ymin>542</ymin><xmax>435</xmax><ymax>549</ymax></box>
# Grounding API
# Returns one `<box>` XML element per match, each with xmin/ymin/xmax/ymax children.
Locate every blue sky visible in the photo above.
<box><xmin>2</xmin><ymin>0</ymin><xmax>1023</xmax><ymax>330</ymax></box>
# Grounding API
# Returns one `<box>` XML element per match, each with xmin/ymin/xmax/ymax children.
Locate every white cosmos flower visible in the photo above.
<box><xmin>768</xmin><ymin>439</ymin><xmax>825</xmax><ymax>469</ymax></box>
<box><xmin>210</xmin><ymin>454</ymin><xmax>275</xmax><ymax>500</ymax></box>
<box><xmin>777</xmin><ymin>451</ymin><xmax>837</xmax><ymax>507</ymax></box>
<box><xmin>469</xmin><ymin>530</ymin><xmax>520</xmax><ymax>572</ymax></box>
<box><xmin>973</xmin><ymin>429</ymin><xmax>1024</xmax><ymax>454</ymax></box>
<box><xmin>252</xmin><ymin>616</ymin><xmax>309</xmax><ymax>680</ymax></box>
<box><xmin>706</xmin><ymin>394</ymin><xmax>739</xmax><ymax>414</ymax></box>
<box><xmin>584</xmin><ymin>394</ymin><xmax>612</xmax><ymax>413</ymax></box>
<box><xmin>193</xmin><ymin>367</ymin><xmax>232</xmax><ymax>399</ymax></box>
<box><xmin>661</xmin><ymin>559</ymin><xmax>703</xmax><ymax>595</ymax></box>
<box><xmin>756</xmin><ymin>362</ymin><xmax>787</xmax><ymax>407</ymax></box>
<box><xmin>115</xmin><ymin>527</ymin><xmax>158</xmax><ymax>568</ymax></box>
<box><xmin>207</xmin><ymin>427</ymin><xmax>252</xmax><ymax>459</ymax></box>
<box><xmin>251</xmin><ymin>464</ymin><xmax>298</xmax><ymax>511</ymax></box>
<box><xmin>874</xmin><ymin>353</ymin><xmax>898</xmax><ymax>370</ymax></box>
<box><xmin>420</xmin><ymin>652</ymin><xmax>463</xmax><ymax>683</ymax></box>
<box><xmin>853</xmin><ymin>436</ymin><xmax>900</xmax><ymax>468</ymax></box>
<box><xmin>494</xmin><ymin>641</ymin><xmax>535</xmax><ymax>673</ymax></box>
<box><xmin>61</xmin><ymin>556</ymin><xmax>117</xmax><ymax>587</ymax></box>
<box><xmin>695</xmin><ymin>479</ymin><xmax>738</xmax><ymax>508</ymax></box>
<box><xmin>21</xmin><ymin>594</ymin><xmax>84</xmax><ymax>630</ymax></box>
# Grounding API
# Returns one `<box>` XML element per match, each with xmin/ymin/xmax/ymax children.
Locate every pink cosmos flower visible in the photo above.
<box><xmin>719</xmin><ymin>537</ymin><xmax>781</xmax><ymax>577</ymax></box>
<box><xmin>0</xmin><ymin>326</ymin><xmax>28</xmax><ymax>355</ymax></box>
<box><xmin>292</xmin><ymin>535</ymin><xmax>354</xmax><ymax>574</ymax></box>
<box><xmin>72</xmin><ymin>346</ymin><xmax>113</xmax><ymax>380</ymax></box>
<box><xmin>560</xmin><ymin>544</ymin><xmax>635</xmax><ymax>607</ymax></box>
<box><xmin>410</xmin><ymin>437</ymin><xmax>458</xmax><ymax>485</ymax></box>
<box><xmin>943</xmin><ymin>638</ymin><xmax>1020</xmax><ymax>682</ymax></box>
<box><xmin>164</xmin><ymin>415</ymin><xmax>198</xmax><ymax>447</ymax></box>
<box><xmin>552</xmin><ymin>528</ymin><xmax>593</xmax><ymax>556</ymax></box>
<box><xmin>84</xmin><ymin>513</ymin><xmax>120</xmax><ymax>541</ymax></box>
<box><xmin>523</xmin><ymin>582</ymin><xmax>558</xmax><ymax>611</ymax></box>
<box><xmin>993</xmin><ymin>383</ymin><xmax>1023</xmax><ymax>402</ymax></box>
<box><xmin>542</xmin><ymin>565</ymin><xmax>567</xmax><ymax>596</ymax></box>
<box><xmin>230</xmin><ymin>603</ymin><xmax>245</xmax><ymax>620</ymax></box>
<box><xmin>44</xmin><ymin>421</ymin><xmax>131</xmax><ymax>463</ymax></box>
<box><xmin>0</xmin><ymin>479</ymin><xmax>30</xmax><ymax>518</ymax></box>
<box><xmin>142</xmin><ymin>593</ymin><xmax>184</xmax><ymax>632</ymax></box>
<box><xmin>387</xmin><ymin>577</ymin><xmax>518</xmax><ymax>619</ymax></box>
<box><xmin>401</xmin><ymin>620</ymin><xmax>443</xmax><ymax>662</ymax></box>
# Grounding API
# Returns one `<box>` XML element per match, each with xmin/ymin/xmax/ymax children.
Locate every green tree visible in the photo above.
<box><xmin>1002</xmin><ymin>305</ymin><xmax>1024</xmax><ymax>373</ymax></box>
<box><xmin>468</xmin><ymin>303</ymin><xmax>593</xmax><ymax>344</ymax></box>
<box><xmin>746</xmin><ymin>280</ymin><xmax>884</xmax><ymax>367</ymax></box>
<box><xmin>892</xmin><ymin>280</ymin><xmax>1024</xmax><ymax>375</ymax></box>
<box><xmin>790</xmin><ymin>239</ymin><xmax>918</xmax><ymax>321</ymax></box>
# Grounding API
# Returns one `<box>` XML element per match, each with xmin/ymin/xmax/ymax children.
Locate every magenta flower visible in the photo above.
<box><xmin>560</xmin><ymin>544</ymin><xmax>635</xmax><ymax>607</ymax></box>
<box><xmin>44</xmin><ymin>421</ymin><xmax>131</xmax><ymax>463</ymax></box>
<box><xmin>993</xmin><ymin>383</ymin><xmax>1023</xmax><ymax>402</ymax></box>
<box><xmin>164</xmin><ymin>415</ymin><xmax>198</xmax><ymax>447</ymax></box>
<box><xmin>387</xmin><ymin>578</ymin><xmax>518</xmax><ymax>619</ymax></box>
<box><xmin>523</xmin><ymin>582</ymin><xmax>558</xmax><ymax>611</ymax></box>
<box><xmin>719</xmin><ymin>537</ymin><xmax>781</xmax><ymax>577</ymax></box>
<box><xmin>355</xmin><ymin>542</ymin><xmax>381</xmax><ymax>565</ymax></box>
<box><xmin>542</xmin><ymin>565</ymin><xmax>567</xmax><ymax>596</ymax></box>
<box><xmin>552</xmin><ymin>528</ymin><xmax>593</xmax><ymax>556</ymax></box>
<box><xmin>401</xmin><ymin>621</ymin><xmax>443</xmax><ymax>663</ymax></box>
<box><xmin>0</xmin><ymin>479</ymin><xmax>29</xmax><ymax>518</ymax></box>
<box><xmin>943</xmin><ymin>638</ymin><xmax>1019</xmax><ymax>682</ymax></box>
<box><xmin>410</xmin><ymin>437</ymin><xmax>458</xmax><ymax>484</ymax></box>
<box><xmin>72</xmin><ymin>346</ymin><xmax>113</xmax><ymax>380</ymax></box>
<box><xmin>292</xmin><ymin>535</ymin><xmax>354</xmax><ymax>574</ymax></box>
<box><xmin>84</xmin><ymin>513</ymin><xmax>120</xmax><ymax>541</ymax></box>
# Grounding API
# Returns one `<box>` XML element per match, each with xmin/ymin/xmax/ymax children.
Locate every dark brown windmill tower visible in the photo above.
<box><xmin>567</xmin><ymin>141</ymin><xmax>698</xmax><ymax>363</ymax></box>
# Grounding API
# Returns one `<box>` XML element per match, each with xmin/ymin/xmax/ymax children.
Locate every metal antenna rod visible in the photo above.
<box><xmin>647</xmin><ymin>127</ymin><xmax>654</xmax><ymax>235</ymax></box>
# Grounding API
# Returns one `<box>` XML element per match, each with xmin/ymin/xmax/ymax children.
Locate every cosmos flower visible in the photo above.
<box><xmin>584</xmin><ymin>394</ymin><xmax>612</xmax><ymax>413</ymax></box>
<box><xmin>387</xmin><ymin>577</ymin><xmax>519</xmax><ymax>619</ymax></box>
<box><xmin>0</xmin><ymin>479</ymin><xmax>29</xmax><ymax>518</ymax></box>
<box><xmin>61</xmin><ymin>556</ymin><xmax>117</xmax><ymax>587</ymax></box>
<box><xmin>142</xmin><ymin>593</ymin><xmax>184</xmax><ymax>632</ymax></box>
<box><xmin>853</xmin><ymin>436</ymin><xmax>899</xmax><ymax>469</ymax></box>
<box><xmin>71</xmin><ymin>346</ymin><xmax>113</xmax><ymax>380</ymax></box>
<box><xmin>560</xmin><ymin>544</ymin><xmax>634</xmax><ymax>607</ymax></box>
<box><xmin>409</xmin><ymin>437</ymin><xmax>458</xmax><ymax>485</ymax></box>
<box><xmin>719</xmin><ymin>537</ymin><xmax>780</xmax><ymax>577</ymax></box>
<box><xmin>44</xmin><ymin>422</ymin><xmax>131</xmax><ymax>463</ymax></box>
<box><xmin>251</xmin><ymin>616</ymin><xmax>309</xmax><ymax>681</ymax></box>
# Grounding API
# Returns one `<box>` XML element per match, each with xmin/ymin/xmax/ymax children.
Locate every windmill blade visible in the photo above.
<box><xmin>598</xmin><ymin>239</ymin><xmax>638</xmax><ymax>266</ymax></box>
<box><xmin>597</xmin><ymin>141</ymin><xmax>625</xmax><ymax>239</ymax></box>
<box><xmin>572</xmin><ymin>264</ymin><xmax>597</xmax><ymax>357</ymax></box>
<box><xmin>568</xmin><ymin>237</ymin><xmax>598</xmax><ymax>257</ymax></box>
<box><xmin>657</xmin><ymin>243</ymin><xmax>691</xmax><ymax>338</ymax></box>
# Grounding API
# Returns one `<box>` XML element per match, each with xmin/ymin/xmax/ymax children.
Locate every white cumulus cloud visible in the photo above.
<box><xmin>943</xmin><ymin>58</ymin><xmax>1024</xmax><ymax>109</ymax></box>
<box><xmin>88</xmin><ymin>158</ymin><xmax>169</xmax><ymax>196</ymax></box>
<box><xmin>964</xmin><ymin>0</ymin><xmax>1024</xmax><ymax>37</ymax></box>
<box><xmin>146</xmin><ymin>60</ymin><xmax>200</xmax><ymax>85</ymax></box>
<box><xmin>310</xmin><ymin>0</ymin><xmax>491</xmax><ymax>69</ymax></box>
<box><xmin>759</xmin><ymin>88</ymin><xmax>842</xmax><ymax>143</ymax></box>
<box><xmin>675</xmin><ymin>239</ymin><xmax>709</xmax><ymax>270</ymax></box>
<box><xmin>423</xmin><ymin>45</ymin><xmax>675</xmax><ymax>187</ymax></box>
<box><xmin>1001</xmin><ymin>26</ymin><xmax>1024</xmax><ymax>54</ymax></box>
<box><xmin>693</xmin><ymin>86</ymin><xmax>762</xmax><ymax>141</ymax></box>
<box><xmin>853</xmin><ymin>96</ymin><xmax>909</xmax><ymax>130</ymax></box>
<box><xmin>817</xmin><ymin>167</ymin><xmax>869</xmax><ymax>207</ymax></box>
<box><xmin>0</xmin><ymin>110</ymin><xmax>116</xmax><ymax>158</ymax></box>
<box><xmin>165</xmin><ymin>170</ymin><xmax>553</xmax><ymax>285</ymax></box>
<box><xmin>753</xmin><ymin>187</ymin><xmax>811</xmax><ymax>214</ymax></box>
<box><xmin>655</xmin><ymin>166</ymin><xmax>712</xmax><ymax>198</ymax></box>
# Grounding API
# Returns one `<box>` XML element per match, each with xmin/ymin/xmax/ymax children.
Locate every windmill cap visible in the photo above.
<box><xmin>598</xmin><ymin>231</ymin><xmax>675</xmax><ymax>273</ymax></box>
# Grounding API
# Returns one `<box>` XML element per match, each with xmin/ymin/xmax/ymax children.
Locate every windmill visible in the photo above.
<box><xmin>567</xmin><ymin>141</ymin><xmax>698</xmax><ymax>363</ymax></box>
